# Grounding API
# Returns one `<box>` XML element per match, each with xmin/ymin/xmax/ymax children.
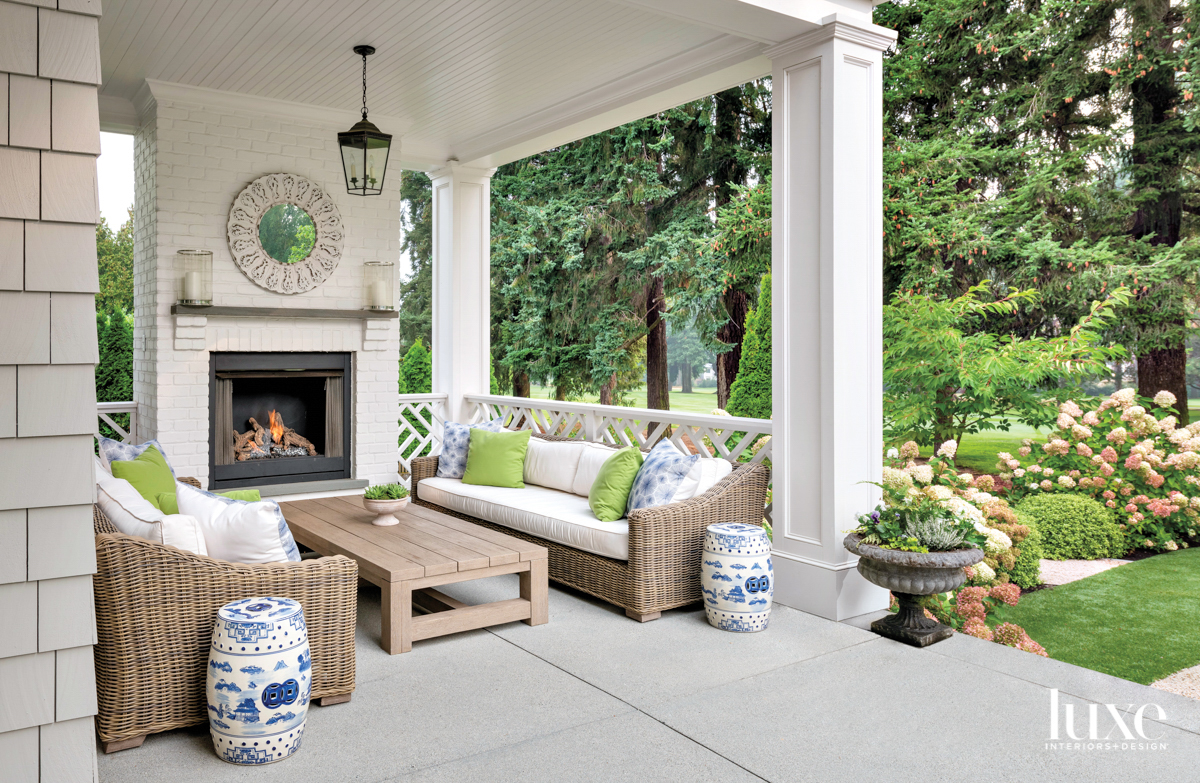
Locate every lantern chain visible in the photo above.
<box><xmin>361</xmin><ymin>51</ymin><xmax>369</xmax><ymax>121</ymax></box>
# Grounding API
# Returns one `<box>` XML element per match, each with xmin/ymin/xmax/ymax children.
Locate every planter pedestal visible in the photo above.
<box><xmin>871</xmin><ymin>592</ymin><xmax>953</xmax><ymax>647</ymax></box>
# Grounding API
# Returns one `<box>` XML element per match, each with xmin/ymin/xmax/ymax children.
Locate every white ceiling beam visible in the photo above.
<box><xmin>456</xmin><ymin>40</ymin><xmax>770</xmax><ymax>170</ymax></box>
<box><xmin>607</xmin><ymin>0</ymin><xmax>877</xmax><ymax>44</ymax></box>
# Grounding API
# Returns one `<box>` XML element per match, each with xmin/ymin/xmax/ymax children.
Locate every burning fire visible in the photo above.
<box><xmin>268</xmin><ymin>410</ymin><xmax>284</xmax><ymax>445</ymax></box>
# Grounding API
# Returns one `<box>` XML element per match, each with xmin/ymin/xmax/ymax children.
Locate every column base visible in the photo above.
<box><xmin>770</xmin><ymin>552</ymin><xmax>888</xmax><ymax>621</ymax></box>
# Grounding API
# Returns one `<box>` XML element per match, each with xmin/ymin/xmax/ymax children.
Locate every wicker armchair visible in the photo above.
<box><xmin>92</xmin><ymin>478</ymin><xmax>359</xmax><ymax>753</ymax></box>
<box><xmin>411</xmin><ymin>436</ymin><xmax>770</xmax><ymax>622</ymax></box>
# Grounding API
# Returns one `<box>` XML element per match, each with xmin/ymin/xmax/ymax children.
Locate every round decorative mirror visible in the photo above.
<box><xmin>227</xmin><ymin>173</ymin><xmax>344</xmax><ymax>294</ymax></box>
<box><xmin>258</xmin><ymin>204</ymin><xmax>316</xmax><ymax>264</ymax></box>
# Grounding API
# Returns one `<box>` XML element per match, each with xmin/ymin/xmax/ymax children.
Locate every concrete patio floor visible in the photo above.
<box><xmin>98</xmin><ymin>576</ymin><xmax>1200</xmax><ymax>783</ymax></box>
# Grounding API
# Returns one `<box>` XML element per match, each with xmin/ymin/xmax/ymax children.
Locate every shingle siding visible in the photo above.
<box><xmin>0</xmin><ymin>2</ymin><xmax>101</xmax><ymax>777</ymax></box>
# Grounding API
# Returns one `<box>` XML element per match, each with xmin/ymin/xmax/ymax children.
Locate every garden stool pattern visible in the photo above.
<box><xmin>701</xmin><ymin>523</ymin><xmax>773</xmax><ymax>632</ymax></box>
<box><xmin>205</xmin><ymin>597</ymin><xmax>312</xmax><ymax>765</ymax></box>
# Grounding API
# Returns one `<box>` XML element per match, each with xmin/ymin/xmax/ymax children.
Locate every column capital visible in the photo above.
<box><xmin>428</xmin><ymin>161</ymin><xmax>496</xmax><ymax>182</ymax></box>
<box><xmin>764</xmin><ymin>13</ymin><xmax>897</xmax><ymax>61</ymax></box>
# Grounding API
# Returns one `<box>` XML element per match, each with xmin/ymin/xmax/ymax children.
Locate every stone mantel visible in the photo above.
<box><xmin>170</xmin><ymin>304</ymin><xmax>399</xmax><ymax>320</ymax></box>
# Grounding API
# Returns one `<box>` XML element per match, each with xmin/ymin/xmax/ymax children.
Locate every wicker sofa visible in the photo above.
<box><xmin>412</xmin><ymin>435</ymin><xmax>770</xmax><ymax>621</ymax></box>
<box><xmin>91</xmin><ymin>477</ymin><xmax>359</xmax><ymax>753</ymax></box>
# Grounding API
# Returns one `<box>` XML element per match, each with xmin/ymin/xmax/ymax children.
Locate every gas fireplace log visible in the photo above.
<box><xmin>232</xmin><ymin>419</ymin><xmax>267</xmax><ymax>461</ymax></box>
<box><xmin>271</xmin><ymin>412</ymin><xmax>317</xmax><ymax>456</ymax></box>
<box><xmin>231</xmin><ymin>412</ymin><xmax>317</xmax><ymax>461</ymax></box>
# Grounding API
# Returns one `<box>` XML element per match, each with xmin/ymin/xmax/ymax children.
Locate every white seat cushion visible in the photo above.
<box><xmin>523</xmin><ymin>438</ymin><xmax>587</xmax><ymax>493</ymax></box>
<box><xmin>418</xmin><ymin>477</ymin><xmax>629</xmax><ymax>560</ymax></box>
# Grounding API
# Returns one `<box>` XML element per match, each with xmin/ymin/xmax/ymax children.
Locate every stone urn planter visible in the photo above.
<box><xmin>844</xmin><ymin>533</ymin><xmax>984</xmax><ymax>647</ymax></box>
<box><xmin>363</xmin><ymin>497</ymin><xmax>408</xmax><ymax>526</ymax></box>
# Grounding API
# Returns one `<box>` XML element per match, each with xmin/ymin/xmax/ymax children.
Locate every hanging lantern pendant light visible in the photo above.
<box><xmin>338</xmin><ymin>45</ymin><xmax>393</xmax><ymax>196</ymax></box>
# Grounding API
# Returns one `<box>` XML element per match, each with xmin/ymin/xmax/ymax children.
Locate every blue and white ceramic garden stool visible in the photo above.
<box><xmin>205</xmin><ymin>597</ymin><xmax>311</xmax><ymax>765</ymax></box>
<box><xmin>701</xmin><ymin>523</ymin><xmax>773</xmax><ymax>632</ymax></box>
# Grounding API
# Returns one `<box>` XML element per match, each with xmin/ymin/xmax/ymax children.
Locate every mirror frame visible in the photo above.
<box><xmin>227</xmin><ymin>173</ymin><xmax>344</xmax><ymax>294</ymax></box>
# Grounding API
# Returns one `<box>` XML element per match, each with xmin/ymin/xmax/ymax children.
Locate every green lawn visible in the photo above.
<box><xmin>992</xmin><ymin>549</ymin><xmax>1200</xmax><ymax>684</ymax></box>
<box><xmin>528</xmin><ymin>385</ymin><xmax>721</xmax><ymax>416</ymax></box>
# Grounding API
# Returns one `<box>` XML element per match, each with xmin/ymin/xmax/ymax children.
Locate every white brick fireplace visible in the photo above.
<box><xmin>131</xmin><ymin>81</ymin><xmax>401</xmax><ymax>490</ymax></box>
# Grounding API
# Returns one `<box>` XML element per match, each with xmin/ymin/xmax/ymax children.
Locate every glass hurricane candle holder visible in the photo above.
<box><xmin>177</xmin><ymin>250</ymin><xmax>213</xmax><ymax>305</ymax></box>
<box><xmin>364</xmin><ymin>261</ymin><xmax>395</xmax><ymax>311</ymax></box>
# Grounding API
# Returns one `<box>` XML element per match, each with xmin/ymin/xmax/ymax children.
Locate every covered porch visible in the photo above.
<box><xmin>96</xmin><ymin>0</ymin><xmax>897</xmax><ymax>621</ymax></box>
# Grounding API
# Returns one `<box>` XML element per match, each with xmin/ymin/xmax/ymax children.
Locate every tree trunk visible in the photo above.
<box><xmin>645</xmin><ymin>277</ymin><xmax>670</xmax><ymax>411</ymax></box>
<box><xmin>512</xmin><ymin>372</ymin><xmax>530</xmax><ymax>398</ymax></box>
<box><xmin>554</xmin><ymin>384</ymin><xmax>567</xmax><ymax>402</ymax></box>
<box><xmin>1137</xmin><ymin>343</ymin><xmax>1189</xmax><ymax>425</ymax></box>
<box><xmin>716</xmin><ymin>288</ymin><xmax>749</xmax><ymax>408</ymax></box>
<box><xmin>599</xmin><ymin>373</ymin><xmax>616</xmax><ymax>406</ymax></box>
<box><xmin>1130</xmin><ymin>2</ymin><xmax>1188</xmax><ymax>425</ymax></box>
<box><xmin>681</xmin><ymin>363</ymin><xmax>693</xmax><ymax>394</ymax></box>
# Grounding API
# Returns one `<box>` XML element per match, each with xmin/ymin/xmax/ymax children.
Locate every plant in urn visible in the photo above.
<box><xmin>845</xmin><ymin>445</ymin><xmax>986</xmax><ymax>647</ymax></box>
<box><xmin>363</xmin><ymin>483</ymin><xmax>409</xmax><ymax>526</ymax></box>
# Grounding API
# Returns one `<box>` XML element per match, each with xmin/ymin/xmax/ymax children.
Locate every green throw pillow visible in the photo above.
<box><xmin>110</xmin><ymin>446</ymin><xmax>176</xmax><ymax>510</ymax></box>
<box><xmin>155</xmin><ymin>489</ymin><xmax>261</xmax><ymax>515</ymax></box>
<box><xmin>462</xmin><ymin>429</ymin><xmax>532</xmax><ymax>488</ymax></box>
<box><xmin>588</xmin><ymin>447</ymin><xmax>644</xmax><ymax>522</ymax></box>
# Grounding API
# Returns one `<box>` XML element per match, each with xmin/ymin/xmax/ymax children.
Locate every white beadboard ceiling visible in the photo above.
<box><xmin>98</xmin><ymin>0</ymin><xmax>873</xmax><ymax>168</ymax></box>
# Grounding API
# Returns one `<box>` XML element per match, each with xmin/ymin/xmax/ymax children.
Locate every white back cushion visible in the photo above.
<box><xmin>523</xmin><ymin>438</ymin><xmax>587</xmax><ymax>493</ymax></box>
<box><xmin>571</xmin><ymin>443</ymin><xmax>621</xmax><ymax>497</ymax></box>
<box><xmin>671</xmin><ymin>458</ymin><xmax>734</xmax><ymax>503</ymax></box>
<box><xmin>95</xmin><ymin>468</ymin><xmax>208</xmax><ymax>556</ymax></box>
<box><xmin>177</xmin><ymin>482</ymin><xmax>300</xmax><ymax>564</ymax></box>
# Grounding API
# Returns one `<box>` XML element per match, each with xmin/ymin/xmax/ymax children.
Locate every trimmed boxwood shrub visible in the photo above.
<box><xmin>1014</xmin><ymin>494</ymin><xmax>1126</xmax><ymax>560</ymax></box>
<box><xmin>1008</xmin><ymin>513</ymin><xmax>1043</xmax><ymax>589</ymax></box>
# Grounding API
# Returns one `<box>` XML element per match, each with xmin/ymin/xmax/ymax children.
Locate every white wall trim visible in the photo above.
<box><xmin>771</xmin><ymin>549</ymin><xmax>860</xmax><ymax>572</ymax></box>
<box><xmin>764</xmin><ymin>14</ymin><xmax>897</xmax><ymax>60</ymax></box>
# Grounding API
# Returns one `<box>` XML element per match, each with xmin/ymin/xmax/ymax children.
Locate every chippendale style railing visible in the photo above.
<box><xmin>397</xmin><ymin>393</ymin><xmax>449</xmax><ymax>486</ymax></box>
<box><xmin>463</xmin><ymin>394</ymin><xmax>773</xmax><ymax>524</ymax></box>
<box><xmin>97</xmin><ymin>401</ymin><xmax>138</xmax><ymax>444</ymax></box>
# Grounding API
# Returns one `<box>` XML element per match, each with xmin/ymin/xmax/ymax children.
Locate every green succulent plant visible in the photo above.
<box><xmin>364</xmin><ymin>483</ymin><xmax>409</xmax><ymax>501</ymax></box>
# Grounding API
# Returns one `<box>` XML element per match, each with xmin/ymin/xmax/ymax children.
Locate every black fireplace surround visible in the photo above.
<box><xmin>209</xmin><ymin>352</ymin><xmax>352</xmax><ymax>490</ymax></box>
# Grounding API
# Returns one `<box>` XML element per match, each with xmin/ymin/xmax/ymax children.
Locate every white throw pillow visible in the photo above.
<box><xmin>95</xmin><ymin>468</ymin><xmax>208</xmax><ymax>556</ymax></box>
<box><xmin>177</xmin><ymin>482</ymin><xmax>300</xmax><ymax>564</ymax></box>
<box><xmin>671</xmin><ymin>458</ymin><xmax>734</xmax><ymax>503</ymax></box>
<box><xmin>571</xmin><ymin>443</ymin><xmax>621</xmax><ymax>497</ymax></box>
<box><xmin>523</xmin><ymin>438</ymin><xmax>587</xmax><ymax>493</ymax></box>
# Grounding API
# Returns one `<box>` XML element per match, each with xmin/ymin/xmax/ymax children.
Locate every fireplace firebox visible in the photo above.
<box><xmin>209</xmin><ymin>352</ymin><xmax>352</xmax><ymax>490</ymax></box>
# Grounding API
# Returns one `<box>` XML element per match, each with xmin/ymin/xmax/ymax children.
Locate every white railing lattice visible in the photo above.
<box><xmin>97</xmin><ymin>401</ymin><xmax>138</xmax><ymax>444</ymax></box>
<box><xmin>397</xmin><ymin>393</ymin><xmax>448</xmax><ymax>488</ymax></box>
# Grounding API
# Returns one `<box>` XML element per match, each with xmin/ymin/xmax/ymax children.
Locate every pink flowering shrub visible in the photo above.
<box><xmin>919</xmin><ymin>586</ymin><xmax>1046</xmax><ymax>656</ymax></box>
<box><xmin>997</xmin><ymin>389</ymin><xmax>1199</xmax><ymax>551</ymax></box>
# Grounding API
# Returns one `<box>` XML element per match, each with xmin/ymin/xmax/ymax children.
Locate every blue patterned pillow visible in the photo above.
<box><xmin>626</xmin><ymin>441</ymin><xmax>698</xmax><ymax>513</ymax></box>
<box><xmin>98</xmin><ymin>436</ymin><xmax>177</xmax><ymax>477</ymax></box>
<box><xmin>436</xmin><ymin>418</ymin><xmax>506</xmax><ymax>478</ymax></box>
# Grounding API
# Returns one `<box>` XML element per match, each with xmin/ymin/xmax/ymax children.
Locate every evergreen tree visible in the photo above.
<box><xmin>400</xmin><ymin>339</ymin><xmax>432</xmax><ymax>395</ymax></box>
<box><xmin>726</xmin><ymin>274</ymin><xmax>772</xmax><ymax>420</ymax></box>
<box><xmin>875</xmin><ymin>0</ymin><xmax>1200</xmax><ymax>423</ymax></box>
<box><xmin>398</xmin><ymin>172</ymin><xmax>433</xmax><ymax>354</ymax></box>
<box><xmin>96</xmin><ymin>210</ymin><xmax>133</xmax><ymax>314</ymax></box>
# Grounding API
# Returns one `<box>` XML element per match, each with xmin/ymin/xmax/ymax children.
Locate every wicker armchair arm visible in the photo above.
<box><xmin>93</xmin><ymin>533</ymin><xmax>358</xmax><ymax>743</ymax></box>
<box><xmin>627</xmin><ymin>462</ymin><xmax>769</xmax><ymax>528</ymax></box>
<box><xmin>624</xmin><ymin>462</ymin><xmax>769</xmax><ymax>577</ymax></box>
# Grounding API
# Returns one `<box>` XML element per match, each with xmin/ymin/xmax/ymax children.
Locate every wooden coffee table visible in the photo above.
<box><xmin>278</xmin><ymin>496</ymin><xmax>548</xmax><ymax>654</ymax></box>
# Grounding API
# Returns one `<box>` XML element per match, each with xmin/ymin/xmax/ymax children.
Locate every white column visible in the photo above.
<box><xmin>768</xmin><ymin>16</ymin><xmax>897</xmax><ymax>620</ymax></box>
<box><xmin>430</xmin><ymin>163</ymin><xmax>494</xmax><ymax>423</ymax></box>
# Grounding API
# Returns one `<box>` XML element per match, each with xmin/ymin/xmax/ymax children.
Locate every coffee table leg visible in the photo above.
<box><xmin>519</xmin><ymin>558</ymin><xmax>549</xmax><ymax>626</ymax></box>
<box><xmin>380</xmin><ymin>580</ymin><xmax>413</xmax><ymax>654</ymax></box>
